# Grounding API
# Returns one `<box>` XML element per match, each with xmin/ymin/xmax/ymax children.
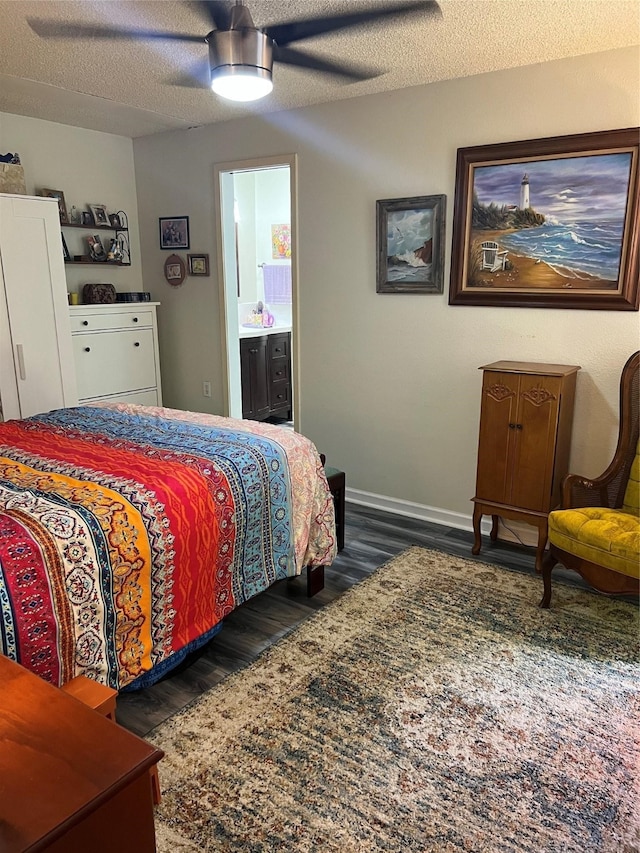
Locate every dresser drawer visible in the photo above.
<box><xmin>269</xmin><ymin>381</ymin><xmax>291</xmax><ymax>412</ymax></box>
<box><xmin>73</xmin><ymin>329</ymin><xmax>157</xmax><ymax>400</ymax></box>
<box><xmin>268</xmin><ymin>333</ymin><xmax>290</xmax><ymax>361</ymax></box>
<box><xmin>70</xmin><ymin>310</ymin><xmax>153</xmax><ymax>334</ymax></box>
<box><xmin>269</xmin><ymin>358</ymin><xmax>290</xmax><ymax>385</ymax></box>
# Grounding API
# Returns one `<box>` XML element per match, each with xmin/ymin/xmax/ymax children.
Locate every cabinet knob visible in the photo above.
<box><xmin>82</xmin><ymin>320</ymin><xmax>89</xmax><ymax>326</ymax></box>
<box><xmin>132</xmin><ymin>317</ymin><xmax>139</xmax><ymax>323</ymax></box>
<box><xmin>276</xmin><ymin>370</ymin><xmax>283</xmax><ymax>377</ymax></box>
<box><xmin>516</xmin><ymin>423</ymin><xmax>523</xmax><ymax>430</ymax></box>
<box><xmin>277</xmin><ymin>394</ymin><xmax>284</xmax><ymax>399</ymax></box>
<box><xmin>134</xmin><ymin>341</ymin><xmax>140</xmax><ymax>347</ymax></box>
<box><xmin>84</xmin><ymin>347</ymin><xmax>91</xmax><ymax>352</ymax></box>
<box><xmin>509</xmin><ymin>423</ymin><xmax>515</xmax><ymax>429</ymax></box>
<box><xmin>250</xmin><ymin>348</ymin><xmax>257</xmax><ymax>354</ymax></box>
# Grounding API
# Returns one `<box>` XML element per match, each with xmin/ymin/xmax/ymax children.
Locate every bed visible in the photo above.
<box><xmin>0</xmin><ymin>403</ymin><xmax>336</xmax><ymax>691</ymax></box>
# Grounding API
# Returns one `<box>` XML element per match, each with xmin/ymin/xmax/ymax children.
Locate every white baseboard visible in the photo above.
<box><xmin>345</xmin><ymin>487</ymin><xmax>493</xmax><ymax>535</ymax></box>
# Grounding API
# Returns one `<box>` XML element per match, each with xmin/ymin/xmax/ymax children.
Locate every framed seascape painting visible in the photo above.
<box><xmin>448</xmin><ymin>128</ymin><xmax>640</xmax><ymax>310</ymax></box>
<box><xmin>376</xmin><ymin>195</ymin><xmax>446</xmax><ymax>294</ymax></box>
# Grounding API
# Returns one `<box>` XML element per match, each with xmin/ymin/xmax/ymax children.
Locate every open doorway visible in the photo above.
<box><xmin>214</xmin><ymin>155</ymin><xmax>298</xmax><ymax>425</ymax></box>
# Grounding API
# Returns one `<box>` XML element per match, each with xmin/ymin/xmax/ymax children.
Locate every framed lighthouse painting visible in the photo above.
<box><xmin>448</xmin><ymin>128</ymin><xmax>640</xmax><ymax>310</ymax></box>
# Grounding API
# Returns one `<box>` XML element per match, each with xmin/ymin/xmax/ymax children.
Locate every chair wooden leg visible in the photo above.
<box><xmin>540</xmin><ymin>549</ymin><xmax>557</xmax><ymax>608</ymax></box>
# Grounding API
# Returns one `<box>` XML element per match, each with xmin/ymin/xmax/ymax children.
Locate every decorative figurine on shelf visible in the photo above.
<box><xmin>69</xmin><ymin>205</ymin><xmax>81</xmax><ymax>224</ymax></box>
<box><xmin>107</xmin><ymin>238</ymin><xmax>123</xmax><ymax>263</ymax></box>
<box><xmin>116</xmin><ymin>232</ymin><xmax>130</xmax><ymax>265</ymax></box>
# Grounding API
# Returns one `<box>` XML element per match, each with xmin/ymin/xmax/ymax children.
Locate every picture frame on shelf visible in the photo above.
<box><xmin>40</xmin><ymin>188</ymin><xmax>68</xmax><ymax>224</ymax></box>
<box><xmin>87</xmin><ymin>234</ymin><xmax>107</xmax><ymax>261</ymax></box>
<box><xmin>89</xmin><ymin>203</ymin><xmax>110</xmax><ymax>227</ymax></box>
<box><xmin>187</xmin><ymin>253</ymin><xmax>210</xmax><ymax>276</ymax></box>
<box><xmin>448</xmin><ymin>127</ymin><xmax>640</xmax><ymax>310</ymax></box>
<box><xmin>159</xmin><ymin>216</ymin><xmax>190</xmax><ymax>250</ymax></box>
<box><xmin>376</xmin><ymin>194</ymin><xmax>447</xmax><ymax>294</ymax></box>
<box><xmin>61</xmin><ymin>232</ymin><xmax>70</xmax><ymax>262</ymax></box>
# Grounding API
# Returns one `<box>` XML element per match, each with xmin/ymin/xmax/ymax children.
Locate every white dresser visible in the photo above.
<box><xmin>69</xmin><ymin>303</ymin><xmax>162</xmax><ymax>406</ymax></box>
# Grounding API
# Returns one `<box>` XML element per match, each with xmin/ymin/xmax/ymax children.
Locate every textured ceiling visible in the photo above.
<box><xmin>0</xmin><ymin>0</ymin><xmax>638</xmax><ymax>139</ymax></box>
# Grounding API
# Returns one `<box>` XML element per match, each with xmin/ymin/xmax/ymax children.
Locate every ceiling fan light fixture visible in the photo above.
<box><xmin>210</xmin><ymin>65</ymin><xmax>273</xmax><ymax>102</ymax></box>
<box><xmin>208</xmin><ymin>27</ymin><xmax>273</xmax><ymax>102</ymax></box>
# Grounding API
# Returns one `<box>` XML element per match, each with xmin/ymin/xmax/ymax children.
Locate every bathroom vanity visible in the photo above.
<box><xmin>240</xmin><ymin>328</ymin><xmax>291</xmax><ymax>422</ymax></box>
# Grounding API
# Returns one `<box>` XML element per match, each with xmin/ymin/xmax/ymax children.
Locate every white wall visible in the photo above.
<box><xmin>235</xmin><ymin>167</ymin><xmax>291</xmax><ymax>305</ymax></box>
<box><xmin>0</xmin><ymin>112</ymin><xmax>144</xmax><ymax>299</ymax></box>
<box><xmin>132</xmin><ymin>46</ymin><xmax>639</xmax><ymax>525</ymax></box>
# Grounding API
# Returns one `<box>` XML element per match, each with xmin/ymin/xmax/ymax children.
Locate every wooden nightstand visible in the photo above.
<box><xmin>0</xmin><ymin>657</ymin><xmax>163</xmax><ymax>853</ymax></box>
<box><xmin>61</xmin><ymin>674</ymin><xmax>162</xmax><ymax>805</ymax></box>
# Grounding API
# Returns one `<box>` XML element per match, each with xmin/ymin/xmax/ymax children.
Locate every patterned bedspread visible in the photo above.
<box><xmin>0</xmin><ymin>403</ymin><xmax>336</xmax><ymax>691</ymax></box>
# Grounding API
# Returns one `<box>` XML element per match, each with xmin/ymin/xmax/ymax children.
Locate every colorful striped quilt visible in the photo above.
<box><xmin>0</xmin><ymin>403</ymin><xmax>336</xmax><ymax>691</ymax></box>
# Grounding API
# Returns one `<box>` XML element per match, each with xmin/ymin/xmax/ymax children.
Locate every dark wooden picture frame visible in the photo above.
<box><xmin>187</xmin><ymin>253</ymin><xmax>210</xmax><ymax>276</ymax></box>
<box><xmin>376</xmin><ymin>194</ymin><xmax>446</xmax><ymax>294</ymax></box>
<box><xmin>159</xmin><ymin>216</ymin><xmax>190</xmax><ymax>250</ymax></box>
<box><xmin>60</xmin><ymin>232</ymin><xmax>70</xmax><ymax>261</ymax></box>
<box><xmin>449</xmin><ymin>128</ymin><xmax>640</xmax><ymax>310</ymax></box>
<box><xmin>40</xmin><ymin>188</ymin><xmax>68</xmax><ymax>224</ymax></box>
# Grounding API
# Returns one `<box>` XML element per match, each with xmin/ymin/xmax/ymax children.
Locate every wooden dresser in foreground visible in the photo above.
<box><xmin>0</xmin><ymin>655</ymin><xmax>163</xmax><ymax>853</ymax></box>
<box><xmin>472</xmin><ymin>360</ymin><xmax>580</xmax><ymax>572</ymax></box>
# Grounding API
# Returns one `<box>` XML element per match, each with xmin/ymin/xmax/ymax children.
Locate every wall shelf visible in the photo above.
<box><xmin>65</xmin><ymin>260</ymin><xmax>131</xmax><ymax>266</ymax></box>
<box><xmin>63</xmin><ymin>223</ymin><xmax>128</xmax><ymax>232</ymax></box>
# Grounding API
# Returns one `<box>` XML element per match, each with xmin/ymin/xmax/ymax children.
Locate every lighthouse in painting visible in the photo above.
<box><xmin>520</xmin><ymin>173</ymin><xmax>530</xmax><ymax>209</ymax></box>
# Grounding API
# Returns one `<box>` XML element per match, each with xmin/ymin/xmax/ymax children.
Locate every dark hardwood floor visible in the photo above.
<box><xmin>116</xmin><ymin>502</ymin><xmax>584</xmax><ymax>738</ymax></box>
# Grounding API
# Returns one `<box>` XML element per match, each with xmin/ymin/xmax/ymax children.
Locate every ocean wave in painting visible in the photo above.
<box><xmin>501</xmin><ymin>221</ymin><xmax>622</xmax><ymax>280</ymax></box>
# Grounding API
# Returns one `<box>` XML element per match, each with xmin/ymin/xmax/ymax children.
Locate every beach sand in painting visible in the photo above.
<box><xmin>468</xmin><ymin>229</ymin><xmax>617</xmax><ymax>291</ymax></box>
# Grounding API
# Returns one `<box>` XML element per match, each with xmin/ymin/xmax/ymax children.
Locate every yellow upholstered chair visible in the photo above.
<box><xmin>540</xmin><ymin>351</ymin><xmax>640</xmax><ymax>608</ymax></box>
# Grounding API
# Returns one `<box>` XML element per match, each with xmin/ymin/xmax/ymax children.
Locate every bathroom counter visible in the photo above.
<box><xmin>238</xmin><ymin>324</ymin><xmax>292</xmax><ymax>339</ymax></box>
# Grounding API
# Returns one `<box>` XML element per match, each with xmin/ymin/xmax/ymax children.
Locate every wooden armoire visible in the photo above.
<box><xmin>0</xmin><ymin>193</ymin><xmax>77</xmax><ymax>420</ymax></box>
<box><xmin>472</xmin><ymin>360</ymin><xmax>580</xmax><ymax>572</ymax></box>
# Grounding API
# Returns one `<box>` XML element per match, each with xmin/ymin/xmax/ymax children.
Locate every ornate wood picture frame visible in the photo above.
<box><xmin>448</xmin><ymin>128</ymin><xmax>640</xmax><ymax>310</ymax></box>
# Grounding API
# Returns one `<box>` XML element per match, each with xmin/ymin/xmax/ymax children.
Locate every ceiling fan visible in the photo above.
<box><xmin>27</xmin><ymin>0</ymin><xmax>441</xmax><ymax>102</ymax></box>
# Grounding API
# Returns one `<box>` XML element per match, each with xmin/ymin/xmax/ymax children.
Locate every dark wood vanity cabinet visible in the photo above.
<box><xmin>241</xmin><ymin>331</ymin><xmax>292</xmax><ymax>421</ymax></box>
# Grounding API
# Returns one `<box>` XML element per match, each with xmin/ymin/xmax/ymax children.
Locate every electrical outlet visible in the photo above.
<box><xmin>202</xmin><ymin>381</ymin><xmax>212</xmax><ymax>398</ymax></box>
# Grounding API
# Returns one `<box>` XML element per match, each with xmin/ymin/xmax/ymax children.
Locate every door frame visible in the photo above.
<box><xmin>213</xmin><ymin>154</ymin><xmax>299</xmax><ymax>423</ymax></box>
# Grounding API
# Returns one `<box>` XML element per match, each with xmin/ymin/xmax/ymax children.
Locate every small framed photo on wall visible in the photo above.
<box><xmin>188</xmin><ymin>254</ymin><xmax>210</xmax><ymax>276</ymax></box>
<box><xmin>159</xmin><ymin>216</ymin><xmax>190</xmax><ymax>250</ymax></box>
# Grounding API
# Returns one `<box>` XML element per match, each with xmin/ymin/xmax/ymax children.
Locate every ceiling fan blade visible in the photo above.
<box><xmin>265</xmin><ymin>0</ymin><xmax>440</xmax><ymax>47</ymax></box>
<box><xmin>273</xmin><ymin>45</ymin><xmax>381</xmax><ymax>82</ymax></box>
<box><xmin>191</xmin><ymin>1</ymin><xmax>233</xmax><ymax>31</ymax></box>
<box><xmin>26</xmin><ymin>18</ymin><xmax>206</xmax><ymax>43</ymax></box>
<box><xmin>166</xmin><ymin>57</ymin><xmax>212</xmax><ymax>89</ymax></box>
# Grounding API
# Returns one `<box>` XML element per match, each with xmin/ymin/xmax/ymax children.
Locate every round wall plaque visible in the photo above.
<box><xmin>164</xmin><ymin>254</ymin><xmax>186</xmax><ymax>287</ymax></box>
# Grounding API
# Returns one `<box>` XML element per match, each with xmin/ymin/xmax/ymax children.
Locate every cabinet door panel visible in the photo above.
<box><xmin>0</xmin><ymin>196</ymin><xmax>77</xmax><ymax>418</ymax></box>
<box><xmin>73</xmin><ymin>329</ymin><xmax>156</xmax><ymax>400</ymax></box>
<box><xmin>240</xmin><ymin>337</ymin><xmax>269</xmax><ymax>420</ymax></box>
<box><xmin>510</xmin><ymin>376</ymin><xmax>562</xmax><ymax>511</ymax></box>
<box><xmin>475</xmin><ymin>372</ymin><xmax>518</xmax><ymax>503</ymax></box>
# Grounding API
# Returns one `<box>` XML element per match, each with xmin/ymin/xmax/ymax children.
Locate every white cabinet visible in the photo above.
<box><xmin>0</xmin><ymin>193</ymin><xmax>77</xmax><ymax>420</ymax></box>
<box><xmin>69</xmin><ymin>303</ymin><xmax>162</xmax><ymax>406</ymax></box>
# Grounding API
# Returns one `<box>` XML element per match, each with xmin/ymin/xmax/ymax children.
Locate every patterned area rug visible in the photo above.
<box><xmin>150</xmin><ymin>547</ymin><xmax>639</xmax><ymax>852</ymax></box>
